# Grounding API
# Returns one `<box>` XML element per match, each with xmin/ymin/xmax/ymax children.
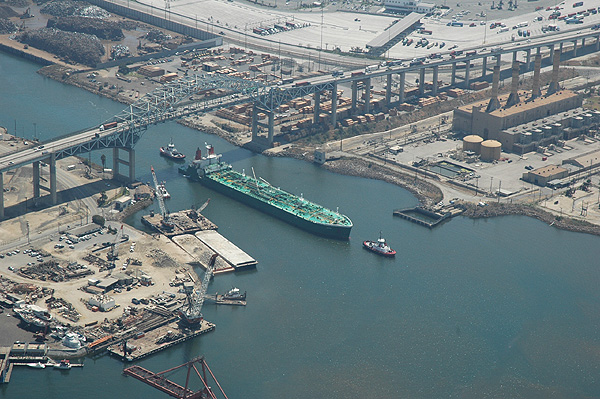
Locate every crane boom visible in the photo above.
<box><xmin>150</xmin><ymin>166</ymin><xmax>172</xmax><ymax>229</ymax></box>
<box><xmin>179</xmin><ymin>254</ymin><xmax>218</xmax><ymax>325</ymax></box>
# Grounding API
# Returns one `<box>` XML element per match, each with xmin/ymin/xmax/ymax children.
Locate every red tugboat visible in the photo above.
<box><xmin>159</xmin><ymin>140</ymin><xmax>186</xmax><ymax>161</ymax></box>
<box><xmin>363</xmin><ymin>232</ymin><xmax>396</xmax><ymax>257</ymax></box>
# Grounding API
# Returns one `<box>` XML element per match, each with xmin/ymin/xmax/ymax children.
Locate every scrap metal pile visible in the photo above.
<box><xmin>40</xmin><ymin>0</ymin><xmax>110</xmax><ymax>19</ymax></box>
<box><xmin>47</xmin><ymin>16</ymin><xmax>125</xmax><ymax>40</ymax></box>
<box><xmin>18</xmin><ymin>27</ymin><xmax>105</xmax><ymax>66</ymax></box>
<box><xmin>18</xmin><ymin>259</ymin><xmax>95</xmax><ymax>282</ymax></box>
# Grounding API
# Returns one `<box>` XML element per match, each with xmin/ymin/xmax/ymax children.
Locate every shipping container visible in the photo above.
<box><xmin>99</xmin><ymin>121</ymin><xmax>117</xmax><ymax>131</ymax></box>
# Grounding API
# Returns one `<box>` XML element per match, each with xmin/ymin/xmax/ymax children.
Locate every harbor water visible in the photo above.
<box><xmin>1</xmin><ymin>53</ymin><xmax>600</xmax><ymax>398</ymax></box>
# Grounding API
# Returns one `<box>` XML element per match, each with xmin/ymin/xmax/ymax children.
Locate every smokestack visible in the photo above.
<box><xmin>530</xmin><ymin>53</ymin><xmax>542</xmax><ymax>100</ymax></box>
<box><xmin>547</xmin><ymin>49</ymin><xmax>561</xmax><ymax>96</ymax></box>
<box><xmin>505</xmin><ymin>61</ymin><xmax>521</xmax><ymax>108</ymax></box>
<box><xmin>195</xmin><ymin>147</ymin><xmax>202</xmax><ymax>160</ymax></box>
<box><xmin>486</xmin><ymin>65</ymin><xmax>501</xmax><ymax>112</ymax></box>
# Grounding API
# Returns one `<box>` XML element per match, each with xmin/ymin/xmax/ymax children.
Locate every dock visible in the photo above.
<box><xmin>107</xmin><ymin>319</ymin><xmax>215</xmax><ymax>362</ymax></box>
<box><xmin>0</xmin><ymin>347</ymin><xmax>11</xmax><ymax>384</ymax></box>
<box><xmin>393</xmin><ymin>206</ymin><xmax>464</xmax><ymax>228</ymax></box>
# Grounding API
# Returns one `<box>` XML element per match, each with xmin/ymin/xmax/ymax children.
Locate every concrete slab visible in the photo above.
<box><xmin>195</xmin><ymin>230</ymin><xmax>257</xmax><ymax>270</ymax></box>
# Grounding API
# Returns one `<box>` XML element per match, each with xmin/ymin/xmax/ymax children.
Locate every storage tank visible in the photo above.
<box><xmin>462</xmin><ymin>135</ymin><xmax>483</xmax><ymax>153</ymax></box>
<box><xmin>572</xmin><ymin>116</ymin><xmax>584</xmax><ymax>128</ymax></box>
<box><xmin>520</xmin><ymin>132</ymin><xmax>532</xmax><ymax>144</ymax></box>
<box><xmin>531</xmin><ymin>129</ymin><xmax>543</xmax><ymax>142</ymax></box>
<box><xmin>480</xmin><ymin>140</ymin><xmax>502</xmax><ymax>161</ymax></box>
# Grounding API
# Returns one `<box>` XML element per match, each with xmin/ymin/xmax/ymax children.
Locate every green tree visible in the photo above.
<box><xmin>92</xmin><ymin>214</ymin><xmax>105</xmax><ymax>226</ymax></box>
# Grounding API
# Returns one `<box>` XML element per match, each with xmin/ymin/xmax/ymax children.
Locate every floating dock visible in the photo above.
<box><xmin>141</xmin><ymin>209</ymin><xmax>217</xmax><ymax>238</ymax></box>
<box><xmin>393</xmin><ymin>206</ymin><xmax>464</xmax><ymax>228</ymax></box>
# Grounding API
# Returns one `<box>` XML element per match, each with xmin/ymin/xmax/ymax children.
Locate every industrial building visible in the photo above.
<box><xmin>384</xmin><ymin>0</ymin><xmax>434</xmax><ymax>14</ymax></box>
<box><xmin>89</xmin><ymin>294</ymin><xmax>116</xmax><ymax>312</ymax></box>
<box><xmin>452</xmin><ymin>50</ymin><xmax>585</xmax><ymax>153</ymax></box>
<box><xmin>498</xmin><ymin>107</ymin><xmax>600</xmax><ymax>154</ymax></box>
<box><xmin>522</xmin><ymin>164</ymin><xmax>569</xmax><ymax>186</ymax></box>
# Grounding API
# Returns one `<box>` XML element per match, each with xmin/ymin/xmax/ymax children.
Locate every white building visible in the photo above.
<box><xmin>385</xmin><ymin>0</ymin><xmax>434</xmax><ymax>14</ymax></box>
<box><xmin>89</xmin><ymin>294</ymin><xmax>116</xmax><ymax>311</ymax></box>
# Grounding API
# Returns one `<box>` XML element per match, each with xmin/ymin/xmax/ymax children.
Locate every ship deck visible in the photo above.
<box><xmin>206</xmin><ymin>170</ymin><xmax>352</xmax><ymax>227</ymax></box>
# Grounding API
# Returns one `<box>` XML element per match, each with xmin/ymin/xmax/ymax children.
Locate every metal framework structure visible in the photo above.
<box><xmin>123</xmin><ymin>355</ymin><xmax>229</xmax><ymax>399</ymax></box>
<box><xmin>252</xmin><ymin>82</ymin><xmax>336</xmax><ymax>112</ymax></box>
<box><xmin>180</xmin><ymin>253</ymin><xmax>218</xmax><ymax>325</ymax></box>
<box><xmin>41</xmin><ymin>74</ymin><xmax>268</xmax><ymax>163</ymax></box>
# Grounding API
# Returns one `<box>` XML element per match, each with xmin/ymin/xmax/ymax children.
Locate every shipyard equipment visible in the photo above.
<box><xmin>178</xmin><ymin>254</ymin><xmax>218</xmax><ymax>325</ymax></box>
<box><xmin>151</xmin><ymin>166</ymin><xmax>174</xmax><ymax>230</ymax></box>
<box><xmin>123</xmin><ymin>355</ymin><xmax>229</xmax><ymax>399</ymax></box>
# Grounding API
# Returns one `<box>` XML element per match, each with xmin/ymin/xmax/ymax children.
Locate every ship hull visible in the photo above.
<box><xmin>200</xmin><ymin>175</ymin><xmax>352</xmax><ymax>240</ymax></box>
<box><xmin>160</xmin><ymin>148</ymin><xmax>186</xmax><ymax>161</ymax></box>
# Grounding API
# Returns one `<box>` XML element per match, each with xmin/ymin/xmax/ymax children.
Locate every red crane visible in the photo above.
<box><xmin>123</xmin><ymin>356</ymin><xmax>228</xmax><ymax>399</ymax></box>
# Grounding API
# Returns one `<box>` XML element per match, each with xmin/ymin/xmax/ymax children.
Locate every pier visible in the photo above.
<box><xmin>393</xmin><ymin>206</ymin><xmax>464</xmax><ymax>228</ymax></box>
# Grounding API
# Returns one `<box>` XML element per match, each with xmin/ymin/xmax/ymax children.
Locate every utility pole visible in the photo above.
<box><xmin>319</xmin><ymin>6</ymin><xmax>323</xmax><ymax>71</ymax></box>
<box><xmin>26</xmin><ymin>221</ymin><xmax>30</xmax><ymax>244</ymax></box>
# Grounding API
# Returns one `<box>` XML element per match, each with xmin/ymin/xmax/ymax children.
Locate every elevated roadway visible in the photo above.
<box><xmin>2</xmin><ymin>21</ymin><xmax>599</xmax><ymax>218</ymax></box>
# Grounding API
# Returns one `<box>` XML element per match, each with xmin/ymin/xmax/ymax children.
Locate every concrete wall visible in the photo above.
<box><xmin>87</xmin><ymin>0</ymin><xmax>220</xmax><ymax>41</ymax></box>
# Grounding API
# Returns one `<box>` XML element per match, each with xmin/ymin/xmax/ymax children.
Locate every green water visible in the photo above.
<box><xmin>1</xmin><ymin>53</ymin><xmax>600</xmax><ymax>398</ymax></box>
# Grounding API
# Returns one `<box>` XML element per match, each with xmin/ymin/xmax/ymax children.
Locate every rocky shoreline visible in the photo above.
<box><xmin>460</xmin><ymin>202</ymin><xmax>600</xmax><ymax>236</ymax></box>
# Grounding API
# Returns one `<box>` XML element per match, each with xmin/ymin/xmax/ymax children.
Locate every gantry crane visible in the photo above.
<box><xmin>178</xmin><ymin>253</ymin><xmax>218</xmax><ymax>326</ymax></box>
<box><xmin>151</xmin><ymin>166</ymin><xmax>174</xmax><ymax>230</ymax></box>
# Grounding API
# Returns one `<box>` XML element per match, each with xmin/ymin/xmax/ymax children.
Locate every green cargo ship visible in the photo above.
<box><xmin>179</xmin><ymin>145</ymin><xmax>353</xmax><ymax>240</ymax></box>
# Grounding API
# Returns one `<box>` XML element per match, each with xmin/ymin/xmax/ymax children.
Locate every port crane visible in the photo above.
<box><xmin>178</xmin><ymin>253</ymin><xmax>218</xmax><ymax>326</ymax></box>
<box><xmin>107</xmin><ymin>225</ymin><xmax>126</xmax><ymax>262</ymax></box>
<box><xmin>151</xmin><ymin>166</ymin><xmax>174</xmax><ymax>230</ymax></box>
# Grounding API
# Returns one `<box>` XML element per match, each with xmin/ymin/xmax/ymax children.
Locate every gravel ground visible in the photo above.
<box><xmin>0</xmin><ymin>311</ymin><xmax>35</xmax><ymax>346</ymax></box>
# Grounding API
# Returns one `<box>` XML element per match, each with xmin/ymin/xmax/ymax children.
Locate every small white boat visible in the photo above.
<box><xmin>53</xmin><ymin>359</ymin><xmax>71</xmax><ymax>370</ymax></box>
<box><xmin>27</xmin><ymin>362</ymin><xmax>46</xmax><ymax>369</ymax></box>
<box><xmin>157</xmin><ymin>182</ymin><xmax>171</xmax><ymax>199</ymax></box>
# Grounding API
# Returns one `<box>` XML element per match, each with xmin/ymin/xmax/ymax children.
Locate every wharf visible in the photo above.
<box><xmin>0</xmin><ymin>347</ymin><xmax>10</xmax><ymax>384</ymax></box>
<box><xmin>107</xmin><ymin>319</ymin><xmax>215</xmax><ymax>362</ymax></box>
<box><xmin>141</xmin><ymin>209</ymin><xmax>217</xmax><ymax>238</ymax></box>
<box><xmin>393</xmin><ymin>205</ymin><xmax>464</xmax><ymax>228</ymax></box>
